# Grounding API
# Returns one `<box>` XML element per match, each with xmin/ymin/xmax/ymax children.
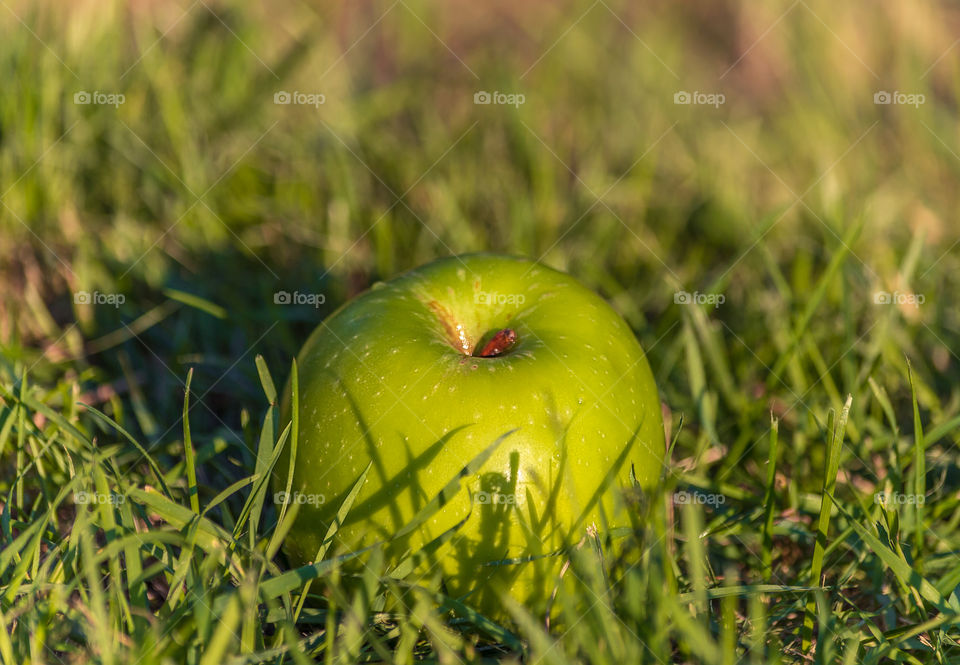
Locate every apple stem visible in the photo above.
<box><xmin>474</xmin><ymin>329</ymin><xmax>518</xmax><ymax>358</ymax></box>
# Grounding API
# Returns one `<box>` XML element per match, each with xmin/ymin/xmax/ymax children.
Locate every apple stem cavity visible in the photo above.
<box><xmin>474</xmin><ymin>329</ymin><xmax>518</xmax><ymax>358</ymax></box>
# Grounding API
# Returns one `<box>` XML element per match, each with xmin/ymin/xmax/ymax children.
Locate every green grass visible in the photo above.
<box><xmin>3</xmin><ymin>0</ymin><xmax>960</xmax><ymax>662</ymax></box>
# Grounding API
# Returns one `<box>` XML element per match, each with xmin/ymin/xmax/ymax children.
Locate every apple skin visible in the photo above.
<box><xmin>275</xmin><ymin>254</ymin><xmax>665</xmax><ymax>616</ymax></box>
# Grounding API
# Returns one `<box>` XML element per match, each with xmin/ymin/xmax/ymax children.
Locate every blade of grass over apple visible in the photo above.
<box><xmin>233</xmin><ymin>422</ymin><xmax>291</xmax><ymax>543</ymax></box>
<box><xmin>392</xmin><ymin>428</ymin><xmax>517</xmax><ymax>540</ymax></box>
<box><xmin>570</xmin><ymin>424</ymin><xmax>645</xmax><ymax>537</ymax></box>
<box><xmin>386</xmin><ymin>509</ymin><xmax>474</xmax><ymax>579</ymax></box>
<box><xmin>248</xmin><ymin>407</ymin><xmax>275</xmax><ymax>547</ymax></box>
<box><xmin>275</xmin><ymin>359</ymin><xmax>299</xmax><ymax>545</ymax></box>
<box><xmin>292</xmin><ymin>461</ymin><xmax>372</xmax><ymax>623</ymax></box>
<box><xmin>267</xmin><ymin>498</ymin><xmax>301</xmax><ymax>562</ymax></box>
<box><xmin>476</xmin><ymin>547</ymin><xmax>569</xmax><ymax>567</ymax></box>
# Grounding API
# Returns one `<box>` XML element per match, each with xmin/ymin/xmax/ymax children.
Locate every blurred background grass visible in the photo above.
<box><xmin>5</xmin><ymin>0</ymin><xmax>958</xmax><ymax>427</ymax></box>
<box><xmin>2</xmin><ymin>0</ymin><xmax>960</xmax><ymax>547</ymax></box>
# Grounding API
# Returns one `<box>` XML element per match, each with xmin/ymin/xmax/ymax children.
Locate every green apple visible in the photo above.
<box><xmin>275</xmin><ymin>253</ymin><xmax>664</xmax><ymax>616</ymax></box>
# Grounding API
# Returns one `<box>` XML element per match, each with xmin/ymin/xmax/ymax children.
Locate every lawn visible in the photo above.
<box><xmin>3</xmin><ymin>1</ymin><xmax>960</xmax><ymax>663</ymax></box>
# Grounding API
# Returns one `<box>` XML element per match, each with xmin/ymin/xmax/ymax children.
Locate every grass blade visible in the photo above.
<box><xmin>802</xmin><ymin>393</ymin><xmax>852</xmax><ymax>651</ymax></box>
<box><xmin>183</xmin><ymin>367</ymin><xmax>200</xmax><ymax>514</ymax></box>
